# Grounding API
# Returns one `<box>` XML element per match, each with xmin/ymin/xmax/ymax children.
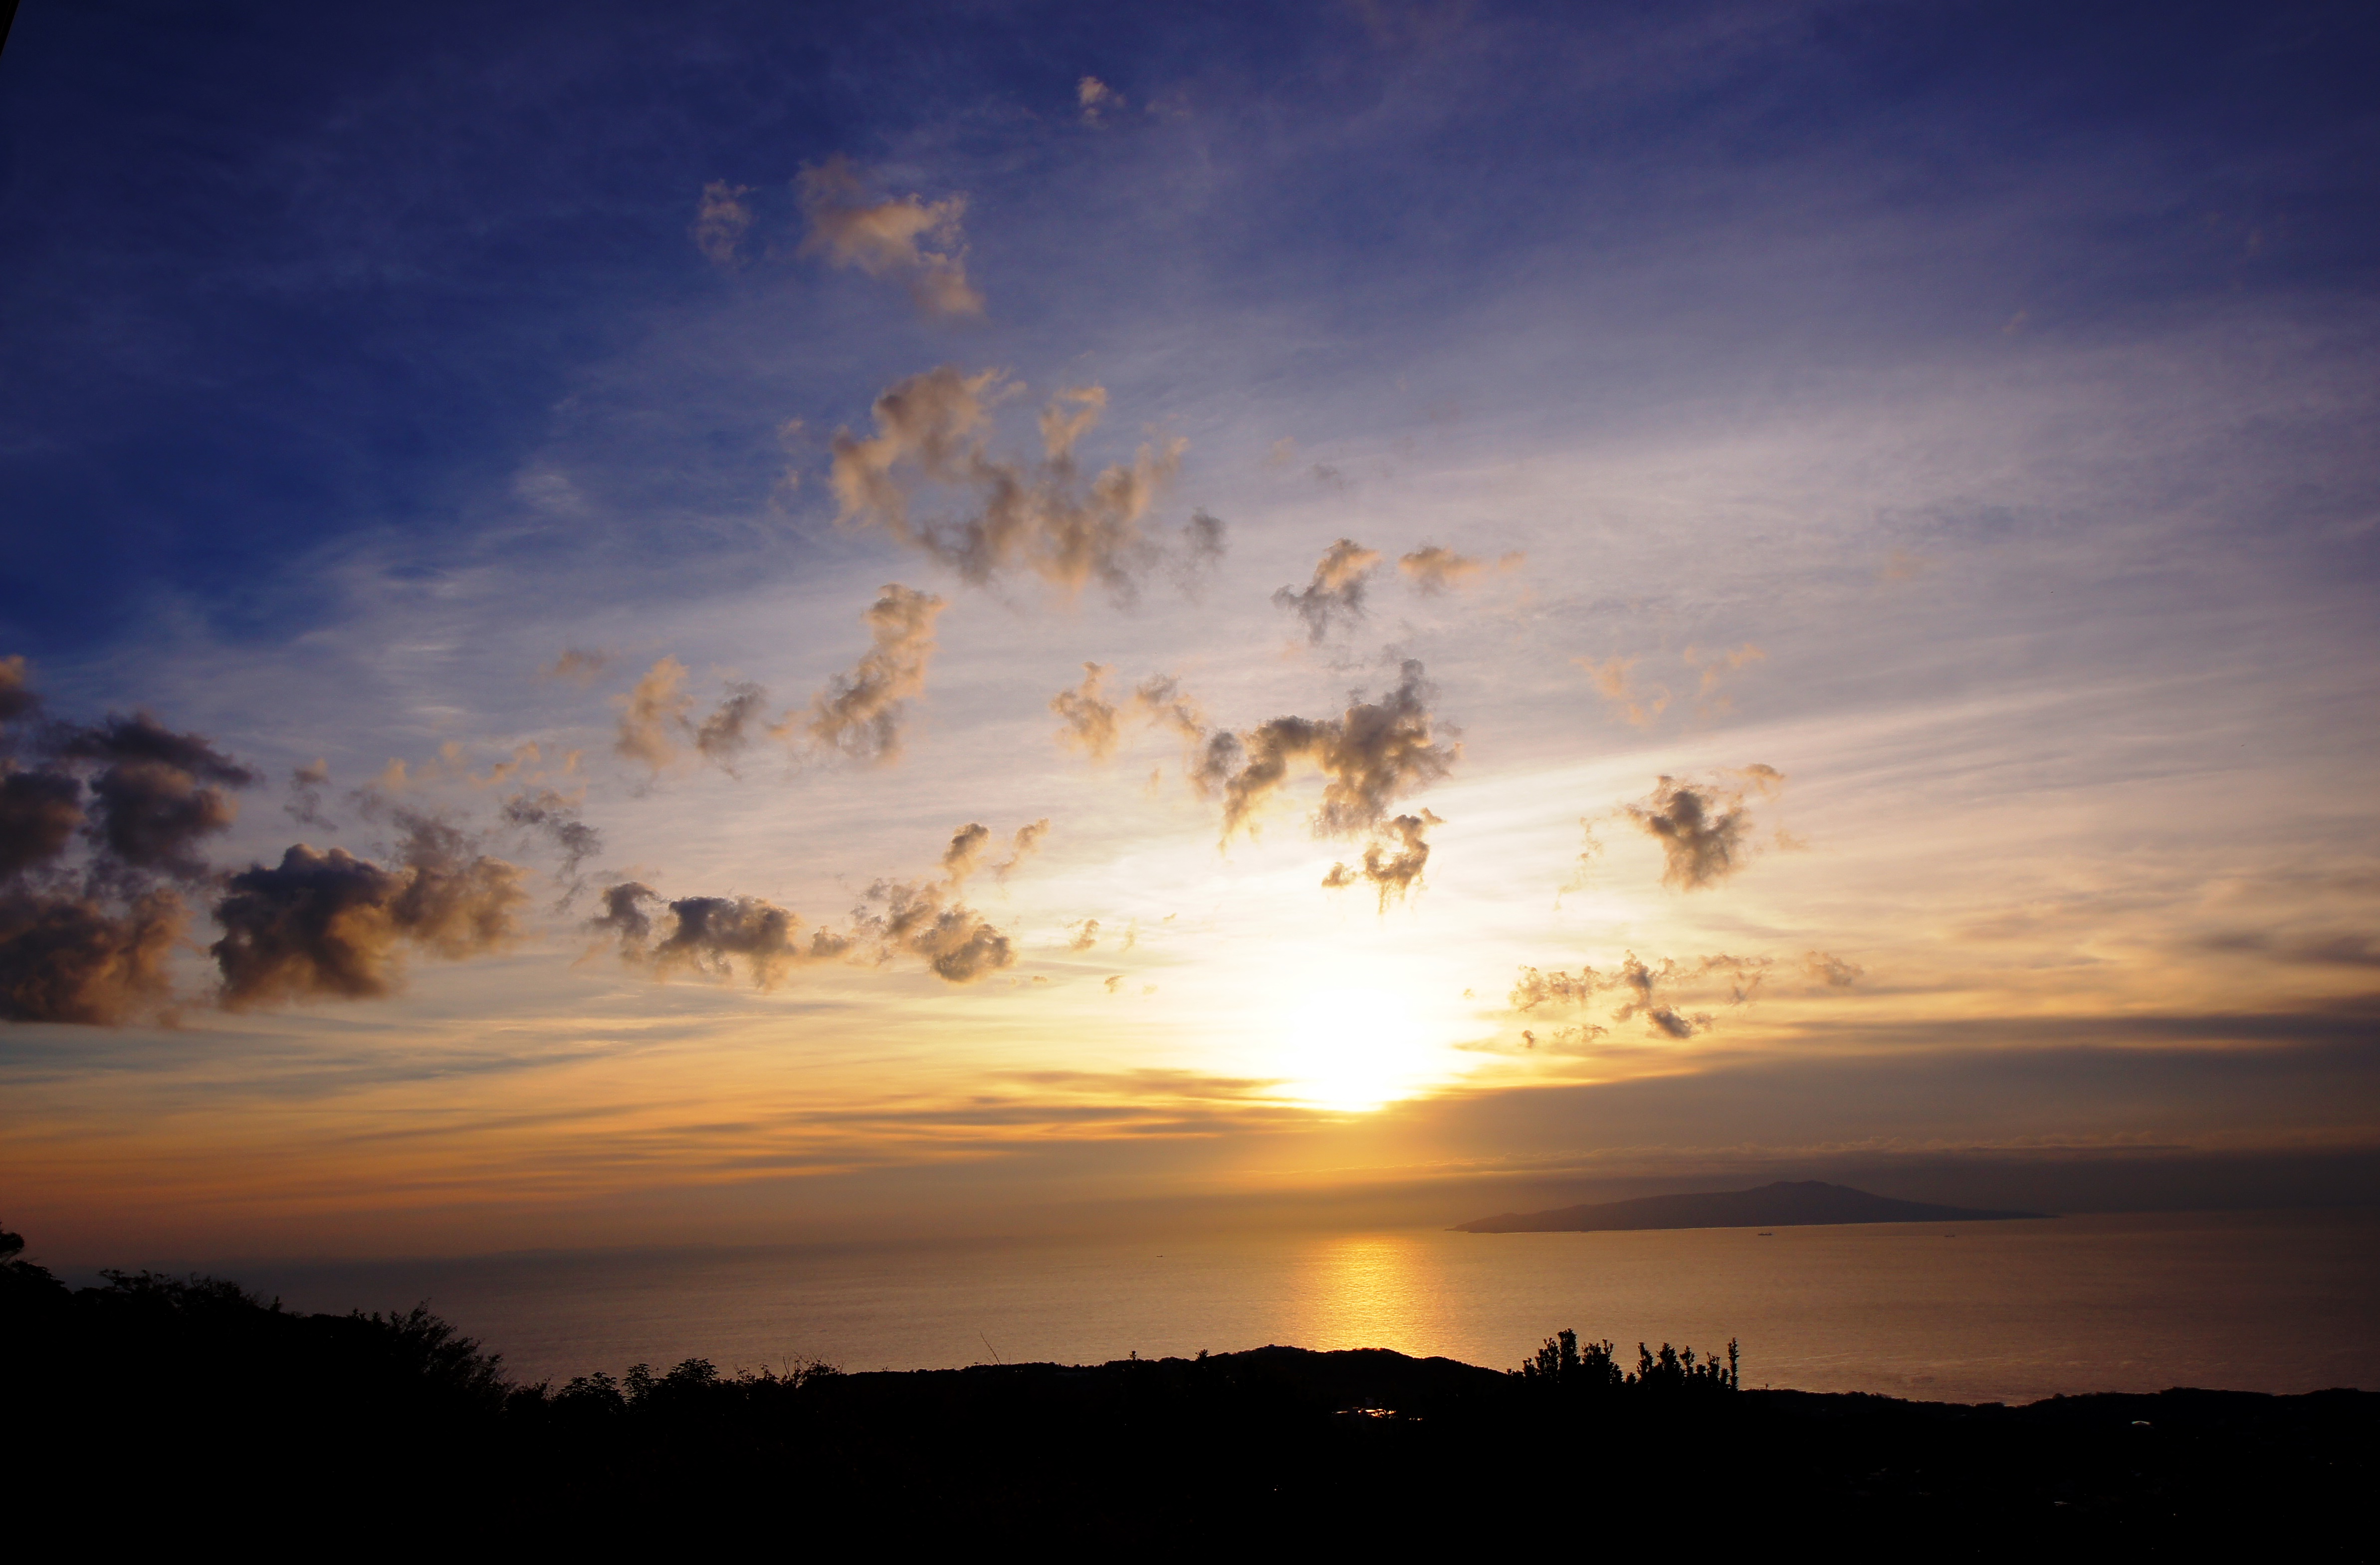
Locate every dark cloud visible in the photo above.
<box><xmin>1322</xmin><ymin>809</ymin><xmax>1440</xmax><ymax>911</ymax></box>
<box><xmin>594</xmin><ymin>885</ymin><xmax>853</xmax><ymax>989</ymax></box>
<box><xmin>828</xmin><ymin>368</ymin><xmax>1189</xmax><ymax>602</ymax></box>
<box><xmin>1608</xmin><ymin>954</ymin><xmax>1712</xmax><ymax>1039</ymax></box>
<box><xmin>0</xmin><ymin>669</ymin><xmax>255</xmax><ymax>1024</ymax></box>
<box><xmin>1622</xmin><ymin>767</ymin><xmax>1785</xmax><ymax>891</ymax></box>
<box><xmin>592</xmin><ymin>819</ymin><xmax>1036</xmax><ymax>990</ymax></box>
<box><xmin>501</xmin><ymin>788</ymin><xmax>602</xmax><ymax>884</ymax></box>
<box><xmin>611</xmin><ymin>659</ymin><xmax>775</xmax><ymax>775</ymax></box>
<box><xmin>60</xmin><ymin>713</ymin><xmax>255</xmax><ymax>880</ymax></box>
<box><xmin>285</xmin><ymin>759</ymin><xmax>335</xmax><ymax>831</ymax></box>
<box><xmin>210</xmin><ymin>815</ymin><xmax>527</xmax><ymax>1008</ymax></box>
<box><xmin>1199</xmin><ymin>660</ymin><xmax>1459</xmax><ymax>841</ymax></box>
<box><xmin>1272</xmin><ymin>538</ymin><xmax>1381</xmax><ymax>642</ymax></box>
<box><xmin>1500</xmin><ymin>951</ymin><xmax>1787</xmax><ymax>1042</ymax></box>
<box><xmin>855</xmin><ymin>878</ymin><xmax>1016</xmax><ymax>983</ymax></box>
<box><xmin>0</xmin><ymin>887</ymin><xmax>184</xmax><ymax>1025</ymax></box>
<box><xmin>0</xmin><ymin>768</ymin><xmax>83</xmax><ymax>878</ymax></box>
<box><xmin>797</xmin><ymin>584</ymin><xmax>945</xmax><ymax>765</ymax></box>
<box><xmin>694</xmin><ymin>680</ymin><xmax>767</xmax><ymax>768</ymax></box>
<box><xmin>590</xmin><ymin>882</ymin><xmax>657</xmax><ymax>946</ymax></box>
<box><xmin>1174</xmin><ymin>510</ymin><xmax>1229</xmax><ymax>594</ymax></box>
<box><xmin>1131</xmin><ymin>675</ymin><xmax>1205</xmax><ymax>746</ymax></box>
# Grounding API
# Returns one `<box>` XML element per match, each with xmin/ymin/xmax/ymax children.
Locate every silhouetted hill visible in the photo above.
<box><xmin>1453</xmin><ymin>1179</ymin><xmax>2049</xmax><ymax>1232</ymax></box>
<box><xmin>9</xmin><ymin>1222</ymin><xmax>2371</xmax><ymax>1554</ymax></box>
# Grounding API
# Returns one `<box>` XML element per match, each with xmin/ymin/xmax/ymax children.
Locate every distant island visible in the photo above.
<box><xmin>1453</xmin><ymin>1179</ymin><xmax>2049</xmax><ymax>1233</ymax></box>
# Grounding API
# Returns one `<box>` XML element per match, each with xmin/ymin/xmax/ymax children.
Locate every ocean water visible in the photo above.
<box><xmin>233</xmin><ymin>1208</ymin><xmax>2378</xmax><ymax>1404</ymax></box>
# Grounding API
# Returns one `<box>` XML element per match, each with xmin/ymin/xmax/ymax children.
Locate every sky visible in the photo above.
<box><xmin>2</xmin><ymin>0</ymin><xmax>2377</xmax><ymax>1264</ymax></box>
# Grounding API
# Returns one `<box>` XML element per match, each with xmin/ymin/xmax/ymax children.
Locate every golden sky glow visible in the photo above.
<box><xmin>3</xmin><ymin>4</ymin><xmax>2376</xmax><ymax>1266</ymax></box>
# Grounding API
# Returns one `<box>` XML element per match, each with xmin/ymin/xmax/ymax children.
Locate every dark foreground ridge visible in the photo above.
<box><xmin>6</xmin><ymin>1227</ymin><xmax>2369</xmax><ymax>1556</ymax></box>
<box><xmin>1454</xmin><ymin>1178</ymin><xmax>2049</xmax><ymax>1233</ymax></box>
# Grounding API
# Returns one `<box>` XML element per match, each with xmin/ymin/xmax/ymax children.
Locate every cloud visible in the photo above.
<box><xmin>1067</xmin><ymin>917</ymin><xmax>1099</xmax><ymax>951</ymax></box>
<box><xmin>0</xmin><ymin>887</ymin><xmax>184</xmax><ymax>1024</ymax></box>
<box><xmin>1684</xmin><ymin>642</ymin><xmax>1767</xmax><ymax>714</ymax></box>
<box><xmin>796</xmin><ymin>156</ymin><xmax>982</xmax><ymax>317</ymax></box>
<box><xmin>1322</xmin><ymin>809</ymin><xmax>1441</xmax><ymax>911</ymax></box>
<box><xmin>614</xmin><ymin>657</ymin><xmax>694</xmax><ymax>772</ymax></box>
<box><xmin>1622</xmin><ymin>768</ymin><xmax>1784</xmax><ymax>891</ymax></box>
<box><xmin>1078</xmin><ymin>75</ymin><xmax>1120</xmax><ymax>125</ymax></box>
<box><xmin>940</xmin><ymin>822</ymin><xmax>992</xmax><ymax>884</ymax></box>
<box><xmin>541</xmin><ymin>648</ymin><xmax>612</xmax><ymax>686</ymax></box>
<box><xmin>0</xmin><ymin>670</ymin><xmax>252</xmax><ymax>1024</ymax></box>
<box><xmin>1051</xmin><ymin>667</ymin><xmax>1211</xmax><ymax>765</ymax></box>
<box><xmin>1051</xmin><ymin>663</ymin><xmax>1121</xmax><ymax>760</ymax></box>
<box><xmin>797</xmin><ymin>583</ymin><xmax>945</xmax><ymax>765</ymax></box>
<box><xmin>1508</xmin><ymin>965</ymin><xmax>1593</xmax><ymax>1013</ymax></box>
<box><xmin>694</xmin><ymin>680</ymin><xmax>767</xmax><ymax>769</ymax></box>
<box><xmin>284</xmin><ymin>759</ymin><xmax>334</xmax><ymax>831</ymax></box>
<box><xmin>593</xmin><ymin>818</ymin><xmax>1038</xmax><ymax>990</ymax></box>
<box><xmin>828</xmin><ymin>367</ymin><xmax>1189</xmax><ymax>602</ymax></box>
<box><xmin>1198</xmin><ymin>660</ymin><xmax>1459</xmax><ymax>841</ymax></box>
<box><xmin>211</xmin><ymin>814</ymin><xmax>527</xmax><ymax>1008</ymax></box>
<box><xmin>993</xmin><ymin>819</ymin><xmax>1048</xmax><ymax>882</ymax></box>
<box><xmin>501</xmin><ymin>788</ymin><xmax>602</xmax><ymax>884</ymax></box>
<box><xmin>1174</xmin><ymin>510</ymin><xmax>1229</xmax><ymax>594</ymax></box>
<box><xmin>0</xmin><ymin>656</ymin><xmax>39</xmax><ymax>727</ymax></box>
<box><xmin>1576</xmin><ymin>655</ymin><xmax>1670</xmax><ymax>727</ymax></box>
<box><xmin>1104</xmin><ymin>974</ymin><xmax>1122</xmax><ymax>993</ymax></box>
<box><xmin>1803</xmin><ymin>950</ymin><xmax>1865</xmax><ymax>987</ymax></box>
<box><xmin>1398</xmin><ymin>544</ymin><xmax>1482</xmax><ymax>594</ymax></box>
<box><xmin>1606</xmin><ymin>953</ymin><xmax>1712</xmax><ymax>1038</ymax></box>
<box><xmin>1498</xmin><ymin>951</ymin><xmax>1793</xmax><ymax>1045</ymax></box>
<box><xmin>0</xmin><ymin>767</ymin><xmax>83</xmax><ymax>878</ymax></box>
<box><xmin>1131</xmin><ymin>675</ymin><xmax>1206</xmax><ymax>747</ymax></box>
<box><xmin>1272</xmin><ymin>538</ymin><xmax>1381</xmax><ymax>642</ymax></box>
<box><xmin>59</xmin><ymin>713</ymin><xmax>255</xmax><ymax>881</ymax></box>
<box><xmin>854</xmin><ymin>877</ymin><xmax>1016</xmax><ymax>983</ymax></box>
<box><xmin>593</xmin><ymin>884</ymin><xmax>852</xmax><ymax>989</ymax></box>
<box><xmin>692</xmin><ymin>180</ymin><xmax>754</xmax><ymax>266</ymax></box>
<box><xmin>1511</xmin><ymin>1023</ymin><xmax>1608</xmax><ymax>1054</ymax></box>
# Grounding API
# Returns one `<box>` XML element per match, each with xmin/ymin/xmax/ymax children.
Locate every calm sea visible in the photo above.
<box><xmin>224</xmin><ymin>1208</ymin><xmax>2377</xmax><ymax>1405</ymax></box>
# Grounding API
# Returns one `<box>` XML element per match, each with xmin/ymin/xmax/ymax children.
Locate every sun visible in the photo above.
<box><xmin>1275</xmin><ymin>985</ymin><xmax>1446</xmax><ymax>1113</ymax></box>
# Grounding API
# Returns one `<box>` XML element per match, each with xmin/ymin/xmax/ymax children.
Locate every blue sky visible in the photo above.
<box><xmin>3</xmin><ymin>0</ymin><xmax>2377</xmax><ymax>1260</ymax></box>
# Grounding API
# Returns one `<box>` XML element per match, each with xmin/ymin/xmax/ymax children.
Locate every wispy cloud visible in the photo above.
<box><xmin>796</xmin><ymin>155</ymin><xmax>982</xmax><ymax>317</ymax></box>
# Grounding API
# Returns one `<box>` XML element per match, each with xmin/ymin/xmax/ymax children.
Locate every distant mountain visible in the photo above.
<box><xmin>1452</xmin><ymin>1180</ymin><xmax>2049</xmax><ymax>1234</ymax></box>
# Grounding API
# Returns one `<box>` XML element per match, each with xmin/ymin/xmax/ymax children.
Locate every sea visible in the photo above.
<box><xmin>223</xmin><ymin>1208</ymin><xmax>2378</xmax><ymax>1405</ymax></box>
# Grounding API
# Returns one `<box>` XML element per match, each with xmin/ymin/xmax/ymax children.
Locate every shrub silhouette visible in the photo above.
<box><xmin>1515</xmin><ymin>1327</ymin><xmax>1739</xmax><ymax>1393</ymax></box>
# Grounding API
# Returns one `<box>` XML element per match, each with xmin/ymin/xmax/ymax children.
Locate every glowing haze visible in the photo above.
<box><xmin>2</xmin><ymin>1</ymin><xmax>2376</xmax><ymax>1261</ymax></box>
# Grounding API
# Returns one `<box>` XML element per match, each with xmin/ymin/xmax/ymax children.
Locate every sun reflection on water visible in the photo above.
<box><xmin>1288</xmin><ymin>1235</ymin><xmax>1446</xmax><ymax>1357</ymax></box>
